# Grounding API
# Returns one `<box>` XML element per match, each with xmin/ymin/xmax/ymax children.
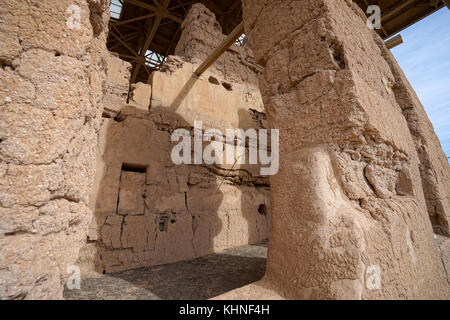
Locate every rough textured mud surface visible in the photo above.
<box><xmin>79</xmin><ymin>5</ymin><xmax>271</xmax><ymax>275</ymax></box>
<box><xmin>374</xmin><ymin>39</ymin><xmax>450</xmax><ymax>236</ymax></box>
<box><xmin>81</xmin><ymin>107</ymin><xmax>271</xmax><ymax>274</ymax></box>
<box><xmin>65</xmin><ymin>242</ymin><xmax>267</xmax><ymax>300</ymax></box>
<box><xmin>0</xmin><ymin>0</ymin><xmax>111</xmax><ymax>299</ymax></box>
<box><xmin>1</xmin><ymin>0</ymin><xmax>450</xmax><ymax>300</ymax></box>
<box><xmin>436</xmin><ymin>235</ymin><xmax>450</xmax><ymax>285</ymax></box>
<box><xmin>230</xmin><ymin>0</ymin><xmax>450</xmax><ymax>299</ymax></box>
<box><xmin>175</xmin><ymin>3</ymin><xmax>262</xmax><ymax>86</ymax></box>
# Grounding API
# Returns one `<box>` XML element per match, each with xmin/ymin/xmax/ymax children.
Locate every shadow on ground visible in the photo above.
<box><xmin>64</xmin><ymin>242</ymin><xmax>268</xmax><ymax>300</ymax></box>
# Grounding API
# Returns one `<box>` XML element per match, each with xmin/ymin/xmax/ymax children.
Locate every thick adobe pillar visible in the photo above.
<box><xmin>240</xmin><ymin>0</ymin><xmax>449</xmax><ymax>299</ymax></box>
<box><xmin>0</xmin><ymin>0</ymin><xmax>111</xmax><ymax>299</ymax></box>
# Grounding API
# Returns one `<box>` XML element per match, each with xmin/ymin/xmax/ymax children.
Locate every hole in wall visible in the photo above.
<box><xmin>113</xmin><ymin>115</ymin><xmax>124</xmax><ymax>123</ymax></box>
<box><xmin>410</xmin><ymin>230</ymin><xmax>416</xmax><ymax>243</ymax></box>
<box><xmin>0</xmin><ymin>59</ymin><xmax>15</xmax><ymax>71</ymax></box>
<box><xmin>222</xmin><ymin>82</ymin><xmax>233</xmax><ymax>91</ymax></box>
<box><xmin>208</xmin><ymin>76</ymin><xmax>220</xmax><ymax>85</ymax></box>
<box><xmin>102</xmin><ymin>111</ymin><xmax>112</xmax><ymax>119</ymax></box>
<box><xmin>159</xmin><ymin>216</ymin><xmax>169</xmax><ymax>232</ymax></box>
<box><xmin>331</xmin><ymin>43</ymin><xmax>346</xmax><ymax>69</ymax></box>
<box><xmin>258</xmin><ymin>204</ymin><xmax>268</xmax><ymax>216</ymax></box>
<box><xmin>121</xmin><ymin>163</ymin><xmax>147</xmax><ymax>173</ymax></box>
<box><xmin>88</xmin><ymin>1</ymin><xmax>103</xmax><ymax>37</ymax></box>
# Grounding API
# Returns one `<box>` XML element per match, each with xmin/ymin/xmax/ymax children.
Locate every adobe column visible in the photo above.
<box><xmin>241</xmin><ymin>0</ymin><xmax>449</xmax><ymax>299</ymax></box>
<box><xmin>0</xmin><ymin>0</ymin><xmax>111</xmax><ymax>299</ymax></box>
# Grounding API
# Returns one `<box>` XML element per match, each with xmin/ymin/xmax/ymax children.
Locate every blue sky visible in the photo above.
<box><xmin>390</xmin><ymin>7</ymin><xmax>450</xmax><ymax>159</ymax></box>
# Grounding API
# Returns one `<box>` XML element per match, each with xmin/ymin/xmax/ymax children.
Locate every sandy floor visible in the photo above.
<box><xmin>64</xmin><ymin>242</ymin><xmax>268</xmax><ymax>300</ymax></box>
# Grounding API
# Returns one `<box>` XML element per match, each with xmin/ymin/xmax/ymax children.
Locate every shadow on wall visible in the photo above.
<box><xmin>76</xmin><ymin>101</ymin><xmax>270</xmax><ymax>281</ymax></box>
<box><xmin>236</xmin><ymin>108</ymin><xmax>272</xmax><ymax>247</ymax></box>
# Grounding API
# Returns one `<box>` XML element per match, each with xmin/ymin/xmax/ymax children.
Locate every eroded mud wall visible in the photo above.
<box><xmin>79</xmin><ymin>4</ymin><xmax>271</xmax><ymax>274</ymax></box>
<box><xmin>241</xmin><ymin>0</ymin><xmax>450</xmax><ymax>299</ymax></box>
<box><xmin>374</xmin><ymin>39</ymin><xmax>450</xmax><ymax>236</ymax></box>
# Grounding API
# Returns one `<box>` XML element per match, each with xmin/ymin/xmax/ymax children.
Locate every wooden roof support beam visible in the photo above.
<box><xmin>195</xmin><ymin>22</ymin><xmax>244</xmax><ymax>77</ymax></box>
<box><xmin>443</xmin><ymin>0</ymin><xmax>450</xmax><ymax>9</ymax></box>
<box><xmin>362</xmin><ymin>0</ymin><xmax>388</xmax><ymax>37</ymax></box>
<box><xmin>381</xmin><ymin>0</ymin><xmax>417</xmax><ymax>23</ymax></box>
<box><xmin>385</xmin><ymin>34</ymin><xmax>403</xmax><ymax>49</ymax></box>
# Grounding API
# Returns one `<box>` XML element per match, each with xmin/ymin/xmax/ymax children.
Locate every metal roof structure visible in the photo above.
<box><xmin>107</xmin><ymin>0</ymin><xmax>446</xmax><ymax>83</ymax></box>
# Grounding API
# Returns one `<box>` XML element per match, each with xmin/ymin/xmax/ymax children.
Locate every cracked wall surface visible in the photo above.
<box><xmin>1</xmin><ymin>0</ymin><xmax>450</xmax><ymax>301</ymax></box>
<box><xmin>82</xmin><ymin>104</ymin><xmax>271</xmax><ymax>274</ymax></box>
<box><xmin>374</xmin><ymin>39</ymin><xmax>450</xmax><ymax>236</ymax></box>
<box><xmin>0</xmin><ymin>0</ymin><xmax>111</xmax><ymax>299</ymax></box>
<box><xmin>79</xmin><ymin>5</ymin><xmax>271</xmax><ymax>275</ymax></box>
<box><xmin>175</xmin><ymin>3</ymin><xmax>262</xmax><ymax>86</ymax></box>
<box><xmin>227</xmin><ymin>0</ymin><xmax>450</xmax><ymax>299</ymax></box>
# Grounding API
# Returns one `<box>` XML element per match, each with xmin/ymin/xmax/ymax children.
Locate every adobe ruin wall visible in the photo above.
<box><xmin>1</xmin><ymin>0</ymin><xmax>449</xmax><ymax>300</ymax></box>
<box><xmin>78</xmin><ymin>3</ymin><xmax>272</xmax><ymax>275</ymax></box>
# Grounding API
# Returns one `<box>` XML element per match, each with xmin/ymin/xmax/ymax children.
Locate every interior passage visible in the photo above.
<box><xmin>64</xmin><ymin>242</ymin><xmax>268</xmax><ymax>300</ymax></box>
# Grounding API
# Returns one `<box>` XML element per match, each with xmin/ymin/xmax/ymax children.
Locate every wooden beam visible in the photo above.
<box><xmin>443</xmin><ymin>0</ymin><xmax>450</xmax><ymax>9</ymax></box>
<box><xmin>381</xmin><ymin>0</ymin><xmax>417</xmax><ymax>23</ymax></box>
<box><xmin>362</xmin><ymin>0</ymin><xmax>388</xmax><ymax>37</ymax></box>
<box><xmin>195</xmin><ymin>22</ymin><xmax>245</xmax><ymax>77</ymax></box>
<box><xmin>385</xmin><ymin>34</ymin><xmax>403</xmax><ymax>49</ymax></box>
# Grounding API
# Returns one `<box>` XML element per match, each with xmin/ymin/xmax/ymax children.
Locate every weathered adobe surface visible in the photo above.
<box><xmin>78</xmin><ymin>5</ymin><xmax>271</xmax><ymax>275</ymax></box>
<box><xmin>1</xmin><ymin>0</ymin><xmax>449</xmax><ymax>300</ymax></box>
<box><xmin>435</xmin><ymin>235</ymin><xmax>450</xmax><ymax>286</ymax></box>
<box><xmin>175</xmin><ymin>3</ymin><xmax>262</xmax><ymax>87</ymax></box>
<box><xmin>374</xmin><ymin>39</ymin><xmax>450</xmax><ymax>236</ymax></box>
<box><xmin>216</xmin><ymin>0</ymin><xmax>450</xmax><ymax>299</ymax></box>
<box><xmin>81</xmin><ymin>104</ymin><xmax>271</xmax><ymax>274</ymax></box>
<box><xmin>0</xmin><ymin>0</ymin><xmax>111</xmax><ymax>299</ymax></box>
